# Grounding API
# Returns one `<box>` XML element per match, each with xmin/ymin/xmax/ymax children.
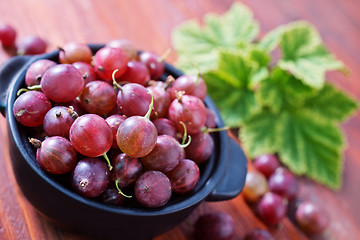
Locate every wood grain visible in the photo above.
<box><xmin>0</xmin><ymin>0</ymin><xmax>359</xmax><ymax>239</ymax></box>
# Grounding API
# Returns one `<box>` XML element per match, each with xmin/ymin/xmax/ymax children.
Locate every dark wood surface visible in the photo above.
<box><xmin>0</xmin><ymin>0</ymin><xmax>359</xmax><ymax>239</ymax></box>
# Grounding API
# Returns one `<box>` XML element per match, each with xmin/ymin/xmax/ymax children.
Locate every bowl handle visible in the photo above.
<box><xmin>206</xmin><ymin>136</ymin><xmax>248</xmax><ymax>202</ymax></box>
<box><xmin>0</xmin><ymin>55</ymin><xmax>33</xmax><ymax>116</ymax></box>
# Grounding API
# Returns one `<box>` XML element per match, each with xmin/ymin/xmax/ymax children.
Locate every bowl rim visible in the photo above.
<box><xmin>5</xmin><ymin>45</ymin><xmax>230</xmax><ymax>216</ymax></box>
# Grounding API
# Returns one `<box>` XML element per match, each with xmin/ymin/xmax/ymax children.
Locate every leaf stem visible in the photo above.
<box><xmin>192</xmin><ymin>62</ymin><xmax>201</xmax><ymax>84</ymax></box>
<box><xmin>202</xmin><ymin>126</ymin><xmax>229</xmax><ymax>133</ymax></box>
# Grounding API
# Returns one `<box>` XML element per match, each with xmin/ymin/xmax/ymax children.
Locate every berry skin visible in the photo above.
<box><xmin>185</xmin><ymin>131</ymin><xmax>214</xmax><ymax>164</ymax></box>
<box><xmin>257</xmin><ymin>192</ymin><xmax>287</xmax><ymax>226</ymax></box>
<box><xmin>194</xmin><ymin>212</ymin><xmax>235</xmax><ymax>240</ymax></box>
<box><xmin>59</xmin><ymin>42</ymin><xmax>93</xmax><ymax>64</ymax></box>
<box><xmin>93</xmin><ymin>46</ymin><xmax>128</xmax><ymax>82</ymax></box>
<box><xmin>31</xmin><ymin>136</ymin><xmax>77</xmax><ymax>174</ymax></box>
<box><xmin>169</xmin><ymin>74</ymin><xmax>207</xmax><ymax>101</ymax></box>
<box><xmin>13</xmin><ymin>91</ymin><xmax>52</xmax><ymax>127</ymax></box>
<box><xmin>268</xmin><ymin>167</ymin><xmax>298</xmax><ymax>201</ymax></box>
<box><xmin>72</xmin><ymin>61</ymin><xmax>96</xmax><ymax>85</ymax></box>
<box><xmin>25</xmin><ymin>59</ymin><xmax>57</xmax><ymax>87</ymax></box>
<box><xmin>17</xmin><ymin>35</ymin><xmax>47</xmax><ymax>55</ymax></box>
<box><xmin>0</xmin><ymin>23</ymin><xmax>17</xmax><ymax>47</ymax></box>
<box><xmin>205</xmin><ymin>108</ymin><xmax>217</xmax><ymax>128</ymax></box>
<box><xmin>168</xmin><ymin>159</ymin><xmax>200</xmax><ymax>194</ymax></box>
<box><xmin>106</xmin><ymin>38</ymin><xmax>138</xmax><ymax>60</ymax></box>
<box><xmin>116</xmin><ymin>83</ymin><xmax>152</xmax><ymax>117</ymax></box>
<box><xmin>295</xmin><ymin>201</ymin><xmax>329</xmax><ymax>235</ymax></box>
<box><xmin>105</xmin><ymin>114</ymin><xmax>126</xmax><ymax>148</ymax></box>
<box><xmin>79</xmin><ymin>80</ymin><xmax>117</xmax><ymax>116</ymax></box>
<box><xmin>139</xmin><ymin>51</ymin><xmax>165</xmax><ymax>80</ymax></box>
<box><xmin>168</xmin><ymin>93</ymin><xmax>207</xmax><ymax>135</ymax></box>
<box><xmin>244</xmin><ymin>229</ymin><xmax>274</xmax><ymax>240</ymax></box>
<box><xmin>253</xmin><ymin>154</ymin><xmax>280</xmax><ymax>178</ymax></box>
<box><xmin>69</xmin><ymin>114</ymin><xmax>113</xmax><ymax>158</ymax></box>
<box><xmin>41</xmin><ymin>64</ymin><xmax>84</xmax><ymax>103</ymax></box>
<box><xmin>43</xmin><ymin>106</ymin><xmax>76</xmax><ymax>138</ymax></box>
<box><xmin>117</xmin><ymin>60</ymin><xmax>150</xmax><ymax>86</ymax></box>
<box><xmin>72</xmin><ymin>158</ymin><xmax>109</xmax><ymax>198</ymax></box>
<box><xmin>243</xmin><ymin>170</ymin><xmax>268</xmax><ymax>203</ymax></box>
<box><xmin>110</xmin><ymin>153</ymin><xmax>143</xmax><ymax>189</ymax></box>
<box><xmin>153</xmin><ymin>118</ymin><xmax>177</xmax><ymax>139</ymax></box>
<box><xmin>101</xmin><ymin>188</ymin><xmax>125</xmax><ymax>205</ymax></box>
<box><xmin>116</xmin><ymin>115</ymin><xmax>157</xmax><ymax>158</ymax></box>
<box><xmin>141</xmin><ymin>135</ymin><xmax>185</xmax><ymax>173</ymax></box>
<box><xmin>134</xmin><ymin>170</ymin><xmax>172</xmax><ymax>208</ymax></box>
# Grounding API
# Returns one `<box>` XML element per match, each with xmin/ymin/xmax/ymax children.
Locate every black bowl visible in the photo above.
<box><xmin>0</xmin><ymin>45</ymin><xmax>247</xmax><ymax>240</ymax></box>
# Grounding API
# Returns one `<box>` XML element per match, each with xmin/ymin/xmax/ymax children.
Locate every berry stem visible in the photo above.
<box><xmin>79</xmin><ymin>179</ymin><xmax>89</xmax><ymax>188</ymax></box>
<box><xmin>164</xmin><ymin>75</ymin><xmax>175</xmax><ymax>91</ymax></box>
<box><xmin>55</xmin><ymin>110</ymin><xmax>62</xmax><ymax>118</ymax></box>
<box><xmin>58</xmin><ymin>47</ymin><xmax>65</xmax><ymax>53</ymax></box>
<box><xmin>180</xmin><ymin>121</ymin><xmax>192</xmax><ymax>148</ymax></box>
<box><xmin>83</xmin><ymin>72</ymin><xmax>88</xmax><ymax>80</ymax></box>
<box><xmin>158</xmin><ymin>48</ymin><xmax>171</xmax><ymax>63</ymax></box>
<box><xmin>115</xmin><ymin>179</ymin><xmax>132</xmax><ymax>198</ymax></box>
<box><xmin>112</xmin><ymin>69</ymin><xmax>123</xmax><ymax>90</ymax></box>
<box><xmin>16</xmin><ymin>84</ymin><xmax>42</xmax><ymax>96</ymax></box>
<box><xmin>28</xmin><ymin>84</ymin><xmax>42</xmax><ymax>91</ymax></box>
<box><xmin>102</xmin><ymin>152</ymin><xmax>113</xmax><ymax>171</ymax></box>
<box><xmin>67</xmin><ymin>106</ymin><xmax>79</xmax><ymax>120</ymax></box>
<box><xmin>28</xmin><ymin>138</ymin><xmax>42</xmax><ymax>148</ymax></box>
<box><xmin>175</xmin><ymin>90</ymin><xmax>185</xmax><ymax>104</ymax></box>
<box><xmin>144</xmin><ymin>92</ymin><xmax>154</xmax><ymax>119</ymax></box>
<box><xmin>180</xmin><ymin>121</ymin><xmax>188</xmax><ymax>145</ymax></box>
<box><xmin>181</xmin><ymin>135</ymin><xmax>191</xmax><ymax>149</ymax></box>
<box><xmin>16</xmin><ymin>88</ymin><xmax>29</xmax><ymax>96</ymax></box>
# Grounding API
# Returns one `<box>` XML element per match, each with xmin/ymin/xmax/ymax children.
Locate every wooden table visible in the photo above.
<box><xmin>0</xmin><ymin>0</ymin><xmax>359</xmax><ymax>239</ymax></box>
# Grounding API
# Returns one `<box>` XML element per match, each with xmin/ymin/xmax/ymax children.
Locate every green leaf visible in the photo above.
<box><xmin>278</xmin><ymin>21</ymin><xmax>346</xmax><ymax>89</ymax></box>
<box><xmin>257</xmin><ymin>68</ymin><xmax>316</xmax><ymax>113</ymax></box>
<box><xmin>172</xmin><ymin>4</ymin><xmax>358</xmax><ymax>189</ymax></box>
<box><xmin>247</xmin><ymin>45</ymin><xmax>271</xmax><ymax>87</ymax></box>
<box><xmin>240</xmin><ymin>109</ymin><xmax>283</xmax><ymax>157</ymax></box>
<box><xmin>241</xmin><ymin>109</ymin><xmax>345</xmax><ymax>189</ymax></box>
<box><xmin>203</xmin><ymin>50</ymin><xmax>263</xmax><ymax>127</ymax></box>
<box><xmin>243</xmin><ymin>69</ymin><xmax>357</xmax><ymax>189</ymax></box>
<box><xmin>258</xmin><ymin>24</ymin><xmax>286</xmax><ymax>52</ymax></box>
<box><xmin>172</xmin><ymin>2</ymin><xmax>259</xmax><ymax>74</ymax></box>
<box><xmin>279</xmin><ymin>111</ymin><xmax>344</xmax><ymax>189</ymax></box>
<box><xmin>256</xmin><ymin>77</ymin><xmax>285</xmax><ymax>113</ymax></box>
<box><xmin>304</xmin><ymin>84</ymin><xmax>358</xmax><ymax>123</ymax></box>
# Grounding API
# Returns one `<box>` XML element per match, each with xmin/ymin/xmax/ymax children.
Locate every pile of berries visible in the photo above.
<box><xmin>0</xmin><ymin>23</ymin><xmax>47</xmax><ymax>56</ymax></box>
<box><xmin>12</xmin><ymin>40</ymin><xmax>218</xmax><ymax>208</ymax></box>
<box><xmin>191</xmin><ymin>154</ymin><xmax>329</xmax><ymax>240</ymax></box>
<box><xmin>243</xmin><ymin>154</ymin><xmax>329</xmax><ymax>237</ymax></box>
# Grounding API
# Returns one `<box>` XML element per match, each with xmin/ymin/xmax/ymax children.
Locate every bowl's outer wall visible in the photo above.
<box><xmin>0</xmin><ymin>55</ymin><xmax>32</xmax><ymax>116</ymax></box>
<box><xmin>2</xmin><ymin>46</ymin><xmax>247</xmax><ymax>240</ymax></box>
